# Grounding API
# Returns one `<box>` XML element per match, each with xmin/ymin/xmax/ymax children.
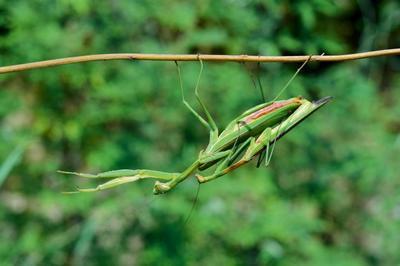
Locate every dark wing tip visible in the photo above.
<box><xmin>275</xmin><ymin>96</ymin><xmax>332</xmax><ymax>141</ymax></box>
<box><xmin>313</xmin><ymin>96</ymin><xmax>333</xmax><ymax>106</ymax></box>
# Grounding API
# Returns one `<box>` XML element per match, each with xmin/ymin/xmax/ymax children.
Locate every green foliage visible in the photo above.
<box><xmin>0</xmin><ymin>1</ymin><xmax>399</xmax><ymax>265</ymax></box>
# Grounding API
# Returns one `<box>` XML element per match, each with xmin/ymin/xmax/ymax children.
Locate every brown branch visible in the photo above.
<box><xmin>0</xmin><ymin>48</ymin><xmax>399</xmax><ymax>74</ymax></box>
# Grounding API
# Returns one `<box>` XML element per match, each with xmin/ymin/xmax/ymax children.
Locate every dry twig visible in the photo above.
<box><xmin>0</xmin><ymin>48</ymin><xmax>399</xmax><ymax>74</ymax></box>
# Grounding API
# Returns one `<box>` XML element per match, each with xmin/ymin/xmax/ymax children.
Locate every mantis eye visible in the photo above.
<box><xmin>237</xmin><ymin>120</ymin><xmax>247</xmax><ymax>127</ymax></box>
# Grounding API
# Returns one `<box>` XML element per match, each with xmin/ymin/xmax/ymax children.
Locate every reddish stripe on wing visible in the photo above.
<box><xmin>242</xmin><ymin>98</ymin><xmax>301</xmax><ymax>124</ymax></box>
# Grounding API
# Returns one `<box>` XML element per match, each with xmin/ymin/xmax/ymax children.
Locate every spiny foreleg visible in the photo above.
<box><xmin>59</xmin><ymin>169</ymin><xmax>180</xmax><ymax>194</ymax></box>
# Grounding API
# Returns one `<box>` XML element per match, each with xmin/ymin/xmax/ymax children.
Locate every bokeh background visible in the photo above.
<box><xmin>1</xmin><ymin>1</ymin><xmax>400</xmax><ymax>265</ymax></box>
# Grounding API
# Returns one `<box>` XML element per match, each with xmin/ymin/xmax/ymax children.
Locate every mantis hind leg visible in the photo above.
<box><xmin>175</xmin><ymin>60</ymin><xmax>217</xmax><ymax>133</ymax></box>
<box><xmin>193</xmin><ymin>59</ymin><xmax>217</xmax><ymax>132</ymax></box>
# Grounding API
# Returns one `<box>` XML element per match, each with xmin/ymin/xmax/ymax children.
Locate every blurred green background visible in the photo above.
<box><xmin>0</xmin><ymin>1</ymin><xmax>399</xmax><ymax>265</ymax></box>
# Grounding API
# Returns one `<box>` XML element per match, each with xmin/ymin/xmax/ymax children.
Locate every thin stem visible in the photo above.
<box><xmin>0</xmin><ymin>48</ymin><xmax>399</xmax><ymax>74</ymax></box>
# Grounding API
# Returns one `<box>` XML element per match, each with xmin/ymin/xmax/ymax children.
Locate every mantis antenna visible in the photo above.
<box><xmin>183</xmin><ymin>181</ymin><xmax>200</xmax><ymax>226</ymax></box>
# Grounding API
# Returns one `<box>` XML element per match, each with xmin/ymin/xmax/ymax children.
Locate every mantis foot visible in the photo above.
<box><xmin>195</xmin><ymin>174</ymin><xmax>207</xmax><ymax>183</ymax></box>
<box><xmin>153</xmin><ymin>181</ymin><xmax>172</xmax><ymax>194</ymax></box>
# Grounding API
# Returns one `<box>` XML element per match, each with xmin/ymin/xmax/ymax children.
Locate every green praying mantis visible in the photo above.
<box><xmin>59</xmin><ymin>58</ymin><xmax>332</xmax><ymax>195</ymax></box>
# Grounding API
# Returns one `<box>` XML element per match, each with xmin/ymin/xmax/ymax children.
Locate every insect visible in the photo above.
<box><xmin>59</xmin><ymin>59</ymin><xmax>332</xmax><ymax>195</ymax></box>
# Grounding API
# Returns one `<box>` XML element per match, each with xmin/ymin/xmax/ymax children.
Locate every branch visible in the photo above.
<box><xmin>0</xmin><ymin>48</ymin><xmax>399</xmax><ymax>74</ymax></box>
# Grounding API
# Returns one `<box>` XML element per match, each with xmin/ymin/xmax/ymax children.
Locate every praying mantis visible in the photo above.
<box><xmin>59</xmin><ymin>59</ymin><xmax>332</xmax><ymax>195</ymax></box>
